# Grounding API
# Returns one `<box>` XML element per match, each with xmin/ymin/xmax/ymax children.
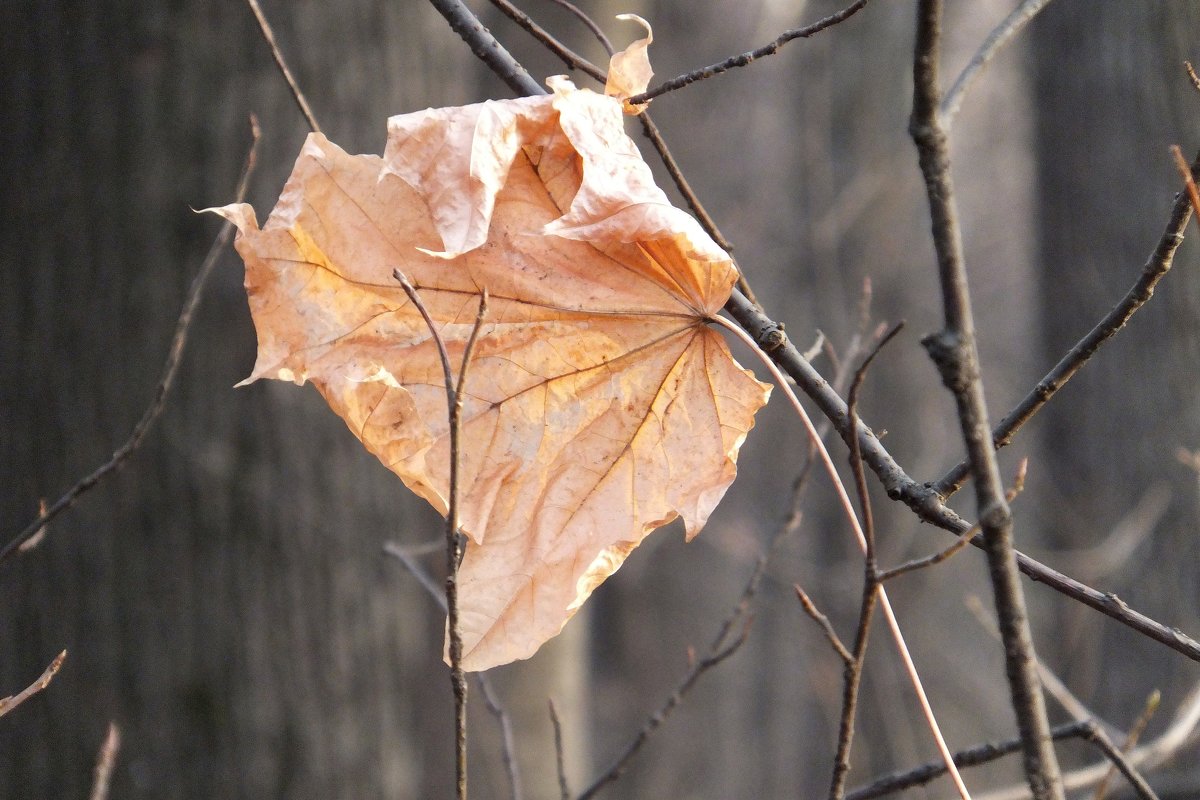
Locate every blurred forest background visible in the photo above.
<box><xmin>2</xmin><ymin>0</ymin><xmax>1198</xmax><ymax>797</ymax></box>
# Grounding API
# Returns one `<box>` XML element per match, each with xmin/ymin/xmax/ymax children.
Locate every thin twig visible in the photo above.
<box><xmin>1185</xmin><ymin>61</ymin><xmax>1200</xmax><ymax>94</ymax></box>
<box><xmin>978</xmin><ymin>680</ymin><xmax>1200</xmax><ymax>800</ymax></box>
<box><xmin>428</xmin><ymin>0</ymin><xmax>543</xmax><ymax>97</ymax></box>
<box><xmin>627</xmin><ymin>0</ymin><xmax>872</xmax><ymax>105</ymax></box>
<box><xmin>932</xmin><ymin>150</ymin><xmax>1199</xmax><ymax>499</ymax></box>
<box><xmin>394</xmin><ymin>271</ymin><xmax>487</xmax><ymax>800</ymax></box>
<box><xmin>939</xmin><ymin>0</ymin><xmax>1056</xmax><ymax>129</ymax></box>
<box><xmin>383</xmin><ymin>541</ymin><xmax>523</xmax><ymax>800</ymax></box>
<box><xmin>880</xmin><ymin>460</ymin><xmax>1027</xmax><ymax>583</ymax></box>
<box><xmin>795</xmin><ymin>586</ymin><xmax>853</xmax><ymax>665</ymax></box>
<box><xmin>244</xmin><ymin>0</ymin><xmax>321</xmax><ymax>133</ymax></box>
<box><xmin>1077</xmin><ymin>722</ymin><xmax>1161</xmax><ymax>800</ymax></box>
<box><xmin>1093</xmin><ymin>691</ymin><xmax>1160</xmax><ymax>800</ymax></box>
<box><xmin>88</xmin><ymin>722</ymin><xmax>121</xmax><ymax>800</ymax></box>
<box><xmin>487</xmin><ymin>0</ymin><xmax>606</xmax><ymax>81</ymax></box>
<box><xmin>1170</xmin><ymin>145</ymin><xmax>1200</xmax><ymax>233</ymax></box>
<box><xmin>910</xmin><ymin>2</ymin><xmax>1062</xmax><ymax>796</ymax></box>
<box><xmin>0</xmin><ymin>650</ymin><xmax>67</xmax><ymax>719</ymax></box>
<box><xmin>846</xmin><ymin>721</ymin><xmax>1092</xmax><ymax>800</ymax></box>
<box><xmin>575</xmin><ymin>549</ymin><xmax>764</xmax><ymax>800</ymax></box>
<box><xmin>2</xmin><ymin>118</ymin><xmax>262</xmax><ymax>566</ymax></box>
<box><xmin>543</xmin><ymin>0</ymin><xmax>613</xmax><ymax>55</ymax></box>
<box><xmin>549</xmin><ymin>699</ymin><xmax>571</xmax><ymax>800</ymax></box>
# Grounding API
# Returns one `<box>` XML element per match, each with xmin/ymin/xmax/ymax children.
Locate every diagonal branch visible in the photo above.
<box><xmin>3</xmin><ymin>119</ymin><xmax>262</xmax><ymax>566</ymax></box>
<box><xmin>933</xmin><ymin>153</ymin><xmax>1199</xmax><ymax>498</ymax></box>
<box><xmin>626</xmin><ymin>0</ymin><xmax>872</xmax><ymax>106</ymax></box>
<box><xmin>909</xmin><ymin>1</ymin><xmax>1062</xmax><ymax>796</ymax></box>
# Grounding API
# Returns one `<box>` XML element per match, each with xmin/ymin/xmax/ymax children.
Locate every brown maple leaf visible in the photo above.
<box><xmin>208</xmin><ymin>21</ymin><xmax>771</xmax><ymax>670</ymax></box>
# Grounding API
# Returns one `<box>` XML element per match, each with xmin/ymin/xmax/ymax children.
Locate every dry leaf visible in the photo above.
<box><xmin>208</xmin><ymin>28</ymin><xmax>770</xmax><ymax>671</ymax></box>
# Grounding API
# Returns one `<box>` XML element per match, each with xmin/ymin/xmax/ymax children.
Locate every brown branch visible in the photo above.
<box><xmin>881</xmin><ymin>460</ymin><xmax>1026</xmax><ymax>583</ymax></box>
<box><xmin>626</xmin><ymin>0</ymin><xmax>872</xmax><ymax>106</ymax></box>
<box><xmin>1171</xmin><ymin>146</ymin><xmax>1200</xmax><ymax>233</ymax></box>
<box><xmin>486</xmin><ymin>0</ymin><xmax>606</xmax><ymax>82</ymax></box>
<box><xmin>0</xmin><ymin>650</ymin><xmax>67</xmax><ymax>719</ymax></box>
<box><xmin>2</xmin><ymin>118</ymin><xmax>262</xmax><ymax>567</ymax></box>
<box><xmin>1077</xmin><ymin>722</ymin><xmax>1161</xmax><ymax>800</ymax></box>
<box><xmin>549</xmin><ymin>699</ymin><xmax>571</xmax><ymax>800</ymax></box>
<box><xmin>1093</xmin><ymin>691</ymin><xmax>1160</xmax><ymax>800</ymax></box>
<box><xmin>575</xmin><ymin>553</ymin><xmax>763</xmax><ymax>800</ymax></box>
<box><xmin>543</xmin><ymin>0</ymin><xmax>614</xmax><ymax>55</ymax></box>
<box><xmin>846</xmin><ymin>721</ymin><xmax>1092</xmax><ymax>800</ymax></box>
<box><xmin>245</xmin><ymin>0</ymin><xmax>321</xmax><ymax>133</ymax></box>
<box><xmin>88</xmin><ymin>722</ymin><xmax>121</xmax><ymax>800</ymax></box>
<box><xmin>939</xmin><ymin>0</ymin><xmax>1056</xmax><ymax>129</ymax></box>
<box><xmin>393</xmin><ymin>272</ymin><xmax>487</xmax><ymax>800</ymax></box>
<box><xmin>934</xmin><ymin>151</ymin><xmax>1200</xmax><ymax>498</ymax></box>
<box><xmin>1185</xmin><ymin>61</ymin><xmax>1200</xmax><ymax>94</ymax></box>
<box><xmin>795</xmin><ymin>586</ymin><xmax>853</xmax><ymax>665</ymax></box>
<box><xmin>909</xmin><ymin>1</ymin><xmax>1062</xmax><ymax>796</ymax></box>
<box><xmin>383</xmin><ymin>541</ymin><xmax>523</xmax><ymax>800</ymax></box>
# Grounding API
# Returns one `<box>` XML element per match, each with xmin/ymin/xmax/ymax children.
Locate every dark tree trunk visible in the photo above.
<box><xmin>0</xmin><ymin>2</ymin><xmax>586</xmax><ymax>797</ymax></box>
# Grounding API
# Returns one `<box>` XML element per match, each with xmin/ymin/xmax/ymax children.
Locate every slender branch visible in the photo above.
<box><xmin>933</xmin><ymin>151</ymin><xmax>1199</xmax><ymax>498</ymax></box>
<box><xmin>384</xmin><ymin>541</ymin><xmax>523</xmax><ymax>800</ymax></box>
<box><xmin>394</xmin><ymin>272</ymin><xmax>487</xmax><ymax>800</ymax></box>
<box><xmin>910</xmin><ymin>2</ymin><xmax>1062</xmax><ymax>796</ymax></box>
<box><xmin>1092</xmin><ymin>691</ymin><xmax>1160</xmax><ymax>800</ymax></box>
<box><xmin>549</xmin><ymin>699</ymin><xmax>571</xmax><ymax>800</ymax></box>
<box><xmin>828</xmin><ymin>329</ymin><xmax>903</xmax><ymax>800</ymax></box>
<box><xmin>795</xmin><ymin>586</ymin><xmax>853</xmax><ymax>665</ymax></box>
<box><xmin>1171</xmin><ymin>146</ymin><xmax>1200</xmax><ymax>232</ymax></box>
<box><xmin>0</xmin><ymin>650</ymin><xmax>67</xmax><ymax>719</ymax></box>
<box><xmin>486</xmin><ymin>0</ymin><xmax>606</xmax><ymax>82</ymax></box>
<box><xmin>939</xmin><ymin>0</ymin><xmax>1056</xmax><ymax>129</ymax></box>
<box><xmin>848</xmin><ymin>715</ymin><xmax>1165</xmax><ymax>800</ymax></box>
<box><xmin>428</xmin><ymin>0</ymin><xmax>542</xmax><ymax>96</ymax></box>
<box><xmin>3</xmin><ymin>118</ymin><xmax>262</xmax><ymax>566</ymax></box>
<box><xmin>244</xmin><ymin>0</ymin><xmax>321</xmax><ymax>133</ymax></box>
<box><xmin>1185</xmin><ymin>61</ymin><xmax>1200</xmax><ymax>94</ymax></box>
<box><xmin>846</xmin><ymin>721</ymin><xmax>1091</xmax><ymax>800</ymax></box>
<box><xmin>575</xmin><ymin>612</ymin><xmax>753</xmax><ymax>799</ymax></box>
<box><xmin>543</xmin><ymin>0</ymin><xmax>614</xmax><ymax>55</ymax></box>
<box><xmin>88</xmin><ymin>723</ymin><xmax>121</xmax><ymax>800</ymax></box>
<box><xmin>626</xmin><ymin>0</ymin><xmax>872</xmax><ymax>106</ymax></box>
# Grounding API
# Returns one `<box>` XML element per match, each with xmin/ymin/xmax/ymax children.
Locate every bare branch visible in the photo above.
<box><xmin>245</xmin><ymin>0</ymin><xmax>321</xmax><ymax>133</ymax></box>
<box><xmin>549</xmin><ymin>699</ymin><xmax>571</xmax><ymax>800</ymax></box>
<box><xmin>795</xmin><ymin>586</ymin><xmax>853</xmax><ymax>666</ymax></box>
<box><xmin>1092</xmin><ymin>691</ymin><xmax>1160</xmax><ymax>800</ymax></box>
<box><xmin>3</xmin><ymin>118</ymin><xmax>262</xmax><ymax>567</ymax></box>
<box><xmin>626</xmin><ymin>1</ymin><xmax>873</xmax><ymax>105</ymax></box>
<box><xmin>543</xmin><ymin>0</ymin><xmax>614</xmax><ymax>55</ymax></box>
<box><xmin>575</xmin><ymin>550</ymin><xmax>764</xmax><ymax>800</ymax></box>
<box><xmin>939</xmin><ymin>0</ymin><xmax>1056</xmax><ymax>129</ymax></box>
<box><xmin>427</xmin><ymin>0</ymin><xmax>543</xmax><ymax>97</ymax></box>
<box><xmin>88</xmin><ymin>723</ymin><xmax>121</xmax><ymax>800</ymax></box>
<box><xmin>846</xmin><ymin>721</ymin><xmax>1091</xmax><ymax>800</ymax></box>
<box><xmin>486</xmin><ymin>0</ymin><xmax>606</xmax><ymax>82</ymax></box>
<box><xmin>1170</xmin><ymin>146</ymin><xmax>1200</xmax><ymax>233</ymax></box>
<box><xmin>1185</xmin><ymin>61</ymin><xmax>1200</xmax><ymax>94</ymax></box>
<box><xmin>393</xmin><ymin>272</ymin><xmax>487</xmax><ymax>800</ymax></box>
<box><xmin>384</xmin><ymin>541</ymin><xmax>523</xmax><ymax>800</ymax></box>
<box><xmin>0</xmin><ymin>650</ymin><xmax>67</xmax><ymax>719</ymax></box>
<box><xmin>933</xmin><ymin>149</ymin><xmax>1198</xmax><ymax>499</ymax></box>
<box><xmin>910</xmin><ymin>1</ymin><xmax>1062</xmax><ymax>795</ymax></box>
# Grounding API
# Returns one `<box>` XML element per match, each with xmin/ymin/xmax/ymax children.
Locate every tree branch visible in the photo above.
<box><xmin>626</xmin><ymin>0</ymin><xmax>872</xmax><ymax>106</ymax></box>
<box><xmin>909</xmin><ymin>1</ymin><xmax>1062</xmax><ymax>796</ymax></box>
<box><xmin>3</xmin><ymin>118</ymin><xmax>262</xmax><ymax>566</ymax></box>
<box><xmin>0</xmin><ymin>650</ymin><xmax>67</xmax><ymax>719</ymax></box>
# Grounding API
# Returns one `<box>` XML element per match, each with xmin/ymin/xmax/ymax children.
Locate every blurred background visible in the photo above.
<box><xmin>1</xmin><ymin>1</ymin><xmax>1198</xmax><ymax>797</ymax></box>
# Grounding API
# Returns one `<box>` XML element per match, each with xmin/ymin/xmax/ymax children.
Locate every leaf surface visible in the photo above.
<box><xmin>209</xmin><ymin>33</ymin><xmax>770</xmax><ymax>670</ymax></box>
